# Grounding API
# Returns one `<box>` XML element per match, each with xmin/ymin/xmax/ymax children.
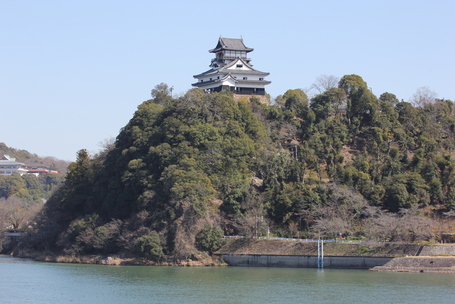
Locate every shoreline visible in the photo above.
<box><xmin>11</xmin><ymin>250</ymin><xmax>226</xmax><ymax>267</ymax></box>
<box><xmin>6</xmin><ymin>238</ymin><xmax>455</xmax><ymax>272</ymax></box>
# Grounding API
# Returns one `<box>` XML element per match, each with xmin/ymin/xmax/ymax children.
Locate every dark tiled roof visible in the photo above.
<box><xmin>209</xmin><ymin>37</ymin><xmax>254</xmax><ymax>53</ymax></box>
<box><xmin>235</xmin><ymin>79</ymin><xmax>272</xmax><ymax>86</ymax></box>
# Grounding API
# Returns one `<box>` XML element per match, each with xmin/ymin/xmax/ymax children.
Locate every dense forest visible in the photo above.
<box><xmin>23</xmin><ymin>74</ymin><xmax>455</xmax><ymax>263</ymax></box>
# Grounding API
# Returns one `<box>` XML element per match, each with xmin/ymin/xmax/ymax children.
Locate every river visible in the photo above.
<box><xmin>1</xmin><ymin>255</ymin><xmax>454</xmax><ymax>303</ymax></box>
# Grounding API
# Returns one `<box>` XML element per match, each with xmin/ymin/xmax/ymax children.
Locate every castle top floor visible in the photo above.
<box><xmin>209</xmin><ymin>37</ymin><xmax>254</xmax><ymax>68</ymax></box>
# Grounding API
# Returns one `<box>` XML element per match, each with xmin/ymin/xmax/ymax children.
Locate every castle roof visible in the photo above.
<box><xmin>209</xmin><ymin>37</ymin><xmax>254</xmax><ymax>53</ymax></box>
<box><xmin>192</xmin><ymin>72</ymin><xmax>271</xmax><ymax>88</ymax></box>
<box><xmin>193</xmin><ymin>57</ymin><xmax>269</xmax><ymax>78</ymax></box>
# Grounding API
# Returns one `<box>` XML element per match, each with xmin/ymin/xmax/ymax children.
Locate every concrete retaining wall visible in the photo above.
<box><xmin>371</xmin><ymin>257</ymin><xmax>455</xmax><ymax>273</ymax></box>
<box><xmin>418</xmin><ymin>246</ymin><xmax>455</xmax><ymax>256</ymax></box>
<box><xmin>221</xmin><ymin>254</ymin><xmax>393</xmax><ymax>269</ymax></box>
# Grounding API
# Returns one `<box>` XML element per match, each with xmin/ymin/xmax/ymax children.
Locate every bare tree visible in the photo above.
<box><xmin>364</xmin><ymin>211</ymin><xmax>402</xmax><ymax>242</ymax></box>
<box><xmin>311</xmin><ymin>75</ymin><xmax>340</xmax><ymax>94</ymax></box>
<box><xmin>311</xmin><ymin>185</ymin><xmax>368</xmax><ymax>239</ymax></box>
<box><xmin>288</xmin><ymin>221</ymin><xmax>299</xmax><ymax>238</ymax></box>
<box><xmin>0</xmin><ymin>197</ymin><xmax>42</xmax><ymax>230</ymax></box>
<box><xmin>365</xmin><ymin>207</ymin><xmax>434</xmax><ymax>242</ymax></box>
<box><xmin>399</xmin><ymin>208</ymin><xmax>435</xmax><ymax>241</ymax></box>
<box><xmin>411</xmin><ymin>86</ymin><xmax>437</xmax><ymax>107</ymax></box>
<box><xmin>235</xmin><ymin>206</ymin><xmax>268</xmax><ymax>238</ymax></box>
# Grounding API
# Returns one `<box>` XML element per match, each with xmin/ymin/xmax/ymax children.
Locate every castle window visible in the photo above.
<box><xmin>237</xmin><ymin>64</ymin><xmax>243</xmax><ymax>68</ymax></box>
<box><xmin>243</xmin><ymin>77</ymin><xmax>248</xmax><ymax>80</ymax></box>
<box><xmin>259</xmin><ymin>78</ymin><xmax>264</xmax><ymax>81</ymax></box>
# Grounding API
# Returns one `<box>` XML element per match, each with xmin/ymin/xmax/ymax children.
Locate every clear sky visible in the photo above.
<box><xmin>2</xmin><ymin>0</ymin><xmax>454</xmax><ymax>161</ymax></box>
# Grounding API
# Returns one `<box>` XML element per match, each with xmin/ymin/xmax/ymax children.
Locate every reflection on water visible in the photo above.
<box><xmin>1</xmin><ymin>255</ymin><xmax>454</xmax><ymax>304</ymax></box>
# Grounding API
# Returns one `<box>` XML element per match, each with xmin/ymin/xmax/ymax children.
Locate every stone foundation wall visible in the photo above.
<box><xmin>233</xmin><ymin>94</ymin><xmax>269</xmax><ymax>105</ymax></box>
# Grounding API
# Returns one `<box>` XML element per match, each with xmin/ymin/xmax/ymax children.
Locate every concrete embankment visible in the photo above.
<box><xmin>217</xmin><ymin>238</ymin><xmax>455</xmax><ymax>271</ymax></box>
<box><xmin>371</xmin><ymin>245</ymin><xmax>455</xmax><ymax>273</ymax></box>
<box><xmin>216</xmin><ymin>238</ymin><xmax>420</xmax><ymax>269</ymax></box>
<box><xmin>371</xmin><ymin>257</ymin><xmax>455</xmax><ymax>273</ymax></box>
<box><xmin>221</xmin><ymin>254</ymin><xmax>392</xmax><ymax>269</ymax></box>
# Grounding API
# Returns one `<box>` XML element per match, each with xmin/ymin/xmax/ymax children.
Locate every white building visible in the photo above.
<box><xmin>192</xmin><ymin>37</ymin><xmax>271</xmax><ymax>95</ymax></box>
<box><xmin>0</xmin><ymin>155</ymin><xmax>28</xmax><ymax>176</ymax></box>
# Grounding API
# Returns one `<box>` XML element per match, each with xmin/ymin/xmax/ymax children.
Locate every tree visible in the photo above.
<box><xmin>379</xmin><ymin>92</ymin><xmax>399</xmax><ymax>104</ymax></box>
<box><xmin>310</xmin><ymin>88</ymin><xmax>346</xmax><ymax>121</ymax></box>
<box><xmin>411</xmin><ymin>86</ymin><xmax>437</xmax><ymax>107</ymax></box>
<box><xmin>383</xmin><ymin>173</ymin><xmax>430</xmax><ymax>211</ymax></box>
<box><xmin>339</xmin><ymin>74</ymin><xmax>378</xmax><ymax>127</ymax></box>
<box><xmin>151</xmin><ymin>83</ymin><xmax>173</xmax><ymax>105</ymax></box>
<box><xmin>195</xmin><ymin>225</ymin><xmax>225</xmax><ymax>253</ymax></box>
<box><xmin>282</xmin><ymin>89</ymin><xmax>309</xmax><ymax>118</ymax></box>
<box><xmin>135</xmin><ymin>231</ymin><xmax>163</xmax><ymax>261</ymax></box>
<box><xmin>311</xmin><ymin>185</ymin><xmax>368</xmax><ymax>239</ymax></box>
<box><xmin>0</xmin><ymin>197</ymin><xmax>42</xmax><ymax>230</ymax></box>
<box><xmin>311</xmin><ymin>74</ymin><xmax>339</xmax><ymax>94</ymax></box>
<box><xmin>160</xmin><ymin>162</ymin><xmax>217</xmax><ymax>218</ymax></box>
<box><xmin>338</xmin><ymin>74</ymin><xmax>367</xmax><ymax>98</ymax></box>
<box><xmin>66</xmin><ymin>149</ymin><xmax>92</xmax><ymax>189</ymax></box>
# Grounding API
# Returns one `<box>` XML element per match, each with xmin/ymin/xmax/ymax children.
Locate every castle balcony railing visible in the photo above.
<box><xmin>214</xmin><ymin>56</ymin><xmax>251</xmax><ymax>62</ymax></box>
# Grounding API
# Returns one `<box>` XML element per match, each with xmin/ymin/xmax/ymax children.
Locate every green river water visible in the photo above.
<box><xmin>1</xmin><ymin>255</ymin><xmax>454</xmax><ymax>303</ymax></box>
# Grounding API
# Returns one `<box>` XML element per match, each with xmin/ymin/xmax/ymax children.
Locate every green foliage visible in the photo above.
<box><xmin>195</xmin><ymin>225</ymin><xmax>226</xmax><ymax>253</ymax></box>
<box><xmin>31</xmin><ymin>79</ymin><xmax>455</xmax><ymax>260</ymax></box>
<box><xmin>379</xmin><ymin>92</ymin><xmax>399</xmax><ymax>104</ymax></box>
<box><xmin>311</xmin><ymin>88</ymin><xmax>346</xmax><ymax>122</ymax></box>
<box><xmin>135</xmin><ymin>231</ymin><xmax>163</xmax><ymax>261</ymax></box>
<box><xmin>339</xmin><ymin>74</ymin><xmax>379</xmax><ymax>129</ymax></box>
<box><xmin>151</xmin><ymin>83</ymin><xmax>173</xmax><ymax>106</ymax></box>
<box><xmin>282</xmin><ymin>89</ymin><xmax>309</xmax><ymax>118</ymax></box>
<box><xmin>0</xmin><ymin>172</ymin><xmax>63</xmax><ymax>202</ymax></box>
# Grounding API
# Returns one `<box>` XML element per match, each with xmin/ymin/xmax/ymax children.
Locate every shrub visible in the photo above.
<box><xmin>135</xmin><ymin>231</ymin><xmax>163</xmax><ymax>261</ymax></box>
<box><xmin>195</xmin><ymin>225</ymin><xmax>225</xmax><ymax>253</ymax></box>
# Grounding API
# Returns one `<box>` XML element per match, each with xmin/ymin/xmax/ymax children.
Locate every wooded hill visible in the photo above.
<box><xmin>29</xmin><ymin>75</ymin><xmax>455</xmax><ymax>263</ymax></box>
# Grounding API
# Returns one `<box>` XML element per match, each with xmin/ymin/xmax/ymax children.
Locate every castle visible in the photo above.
<box><xmin>192</xmin><ymin>37</ymin><xmax>271</xmax><ymax>96</ymax></box>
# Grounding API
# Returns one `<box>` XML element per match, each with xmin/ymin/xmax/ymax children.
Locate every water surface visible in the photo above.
<box><xmin>1</xmin><ymin>255</ymin><xmax>454</xmax><ymax>303</ymax></box>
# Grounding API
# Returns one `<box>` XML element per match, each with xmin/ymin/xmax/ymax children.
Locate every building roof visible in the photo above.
<box><xmin>192</xmin><ymin>72</ymin><xmax>271</xmax><ymax>88</ymax></box>
<box><xmin>0</xmin><ymin>155</ymin><xmax>26</xmax><ymax>166</ymax></box>
<box><xmin>0</xmin><ymin>161</ymin><xmax>26</xmax><ymax>166</ymax></box>
<box><xmin>193</xmin><ymin>57</ymin><xmax>269</xmax><ymax>78</ymax></box>
<box><xmin>192</xmin><ymin>73</ymin><xmax>236</xmax><ymax>87</ymax></box>
<box><xmin>0</xmin><ymin>155</ymin><xmax>15</xmax><ymax>161</ymax></box>
<box><xmin>209</xmin><ymin>37</ymin><xmax>254</xmax><ymax>53</ymax></box>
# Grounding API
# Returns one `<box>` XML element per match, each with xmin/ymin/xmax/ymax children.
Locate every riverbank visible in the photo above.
<box><xmin>10</xmin><ymin>237</ymin><xmax>455</xmax><ymax>271</ymax></box>
<box><xmin>13</xmin><ymin>249</ymin><xmax>226</xmax><ymax>267</ymax></box>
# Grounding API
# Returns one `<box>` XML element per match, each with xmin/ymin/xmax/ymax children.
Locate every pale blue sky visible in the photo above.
<box><xmin>2</xmin><ymin>0</ymin><xmax>454</xmax><ymax>161</ymax></box>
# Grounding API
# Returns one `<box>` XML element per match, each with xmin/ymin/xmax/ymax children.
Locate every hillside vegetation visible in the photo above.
<box><xmin>0</xmin><ymin>144</ymin><xmax>67</xmax><ymax>235</ymax></box>
<box><xmin>28</xmin><ymin>75</ymin><xmax>455</xmax><ymax>263</ymax></box>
